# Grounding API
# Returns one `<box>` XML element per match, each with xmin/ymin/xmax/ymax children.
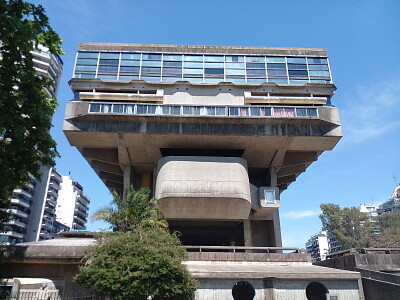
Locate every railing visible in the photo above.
<box><xmin>183</xmin><ymin>245</ymin><xmax>304</xmax><ymax>253</ymax></box>
<box><xmin>326</xmin><ymin>248</ymin><xmax>400</xmax><ymax>259</ymax></box>
<box><xmin>88</xmin><ymin>102</ymin><xmax>319</xmax><ymax>119</ymax></box>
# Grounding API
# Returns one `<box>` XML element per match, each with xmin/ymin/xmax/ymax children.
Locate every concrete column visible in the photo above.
<box><xmin>243</xmin><ymin>220</ymin><xmax>253</xmax><ymax>247</ymax></box>
<box><xmin>122</xmin><ymin>165</ymin><xmax>134</xmax><ymax>199</ymax></box>
<box><xmin>270</xmin><ymin>167</ymin><xmax>277</xmax><ymax>187</ymax></box>
<box><xmin>272</xmin><ymin>210</ymin><xmax>282</xmax><ymax>247</ymax></box>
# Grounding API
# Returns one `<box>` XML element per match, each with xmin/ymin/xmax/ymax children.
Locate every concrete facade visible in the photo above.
<box><xmin>64</xmin><ymin>43</ymin><xmax>342</xmax><ymax>249</ymax></box>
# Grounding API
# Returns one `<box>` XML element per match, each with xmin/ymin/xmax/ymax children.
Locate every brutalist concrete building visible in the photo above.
<box><xmin>56</xmin><ymin>43</ymin><xmax>364</xmax><ymax>299</ymax></box>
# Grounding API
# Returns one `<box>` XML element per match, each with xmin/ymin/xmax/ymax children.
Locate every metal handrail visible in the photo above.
<box><xmin>183</xmin><ymin>245</ymin><xmax>303</xmax><ymax>253</ymax></box>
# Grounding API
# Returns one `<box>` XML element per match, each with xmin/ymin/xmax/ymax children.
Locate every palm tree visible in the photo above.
<box><xmin>92</xmin><ymin>185</ymin><xmax>168</xmax><ymax>232</ymax></box>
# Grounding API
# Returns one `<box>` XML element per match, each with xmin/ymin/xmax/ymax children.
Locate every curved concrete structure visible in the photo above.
<box><xmin>156</xmin><ymin>156</ymin><xmax>252</xmax><ymax>219</ymax></box>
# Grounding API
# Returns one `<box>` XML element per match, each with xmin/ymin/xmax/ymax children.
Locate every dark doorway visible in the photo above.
<box><xmin>306</xmin><ymin>282</ymin><xmax>329</xmax><ymax>300</ymax></box>
<box><xmin>232</xmin><ymin>281</ymin><xmax>255</xmax><ymax>300</ymax></box>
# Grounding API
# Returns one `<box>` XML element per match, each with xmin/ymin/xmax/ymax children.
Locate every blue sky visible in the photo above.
<box><xmin>31</xmin><ymin>0</ymin><xmax>400</xmax><ymax>248</ymax></box>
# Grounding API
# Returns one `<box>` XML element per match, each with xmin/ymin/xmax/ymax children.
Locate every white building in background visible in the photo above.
<box><xmin>56</xmin><ymin>175</ymin><xmax>90</xmax><ymax>230</ymax></box>
<box><xmin>306</xmin><ymin>230</ymin><xmax>329</xmax><ymax>261</ymax></box>
<box><xmin>377</xmin><ymin>185</ymin><xmax>400</xmax><ymax>215</ymax></box>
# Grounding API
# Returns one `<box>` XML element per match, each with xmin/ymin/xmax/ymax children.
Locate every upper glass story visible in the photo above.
<box><xmin>73</xmin><ymin>51</ymin><xmax>332</xmax><ymax>85</ymax></box>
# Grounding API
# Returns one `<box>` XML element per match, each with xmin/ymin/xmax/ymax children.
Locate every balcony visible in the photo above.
<box><xmin>51</xmin><ymin>171</ymin><xmax>62</xmax><ymax>183</ymax></box>
<box><xmin>13</xmin><ymin>188</ymin><xmax>32</xmax><ymax>199</ymax></box>
<box><xmin>8</xmin><ymin>209</ymin><xmax>28</xmax><ymax>219</ymax></box>
<box><xmin>3</xmin><ymin>231</ymin><xmax>24</xmax><ymax>239</ymax></box>
<box><xmin>10</xmin><ymin>198</ymin><xmax>30</xmax><ymax>209</ymax></box>
<box><xmin>74</xmin><ymin>214</ymin><xmax>87</xmax><ymax>224</ymax></box>
<box><xmin>75</xmin><ymin>208</ymin><xmax>88</xmax><ymax>218</ymax></box>
<box><xmin>88</xmin><ymin>102</ymin><xmax>319</xmax><ymax>119</ymax></box>
<box><xmin>6</xmin><ymin>219</ymin><xmax>26</xmax><ymax>228</ymax></box>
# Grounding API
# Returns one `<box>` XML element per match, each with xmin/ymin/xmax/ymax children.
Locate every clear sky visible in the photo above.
<box><xmin>30</xmin><ymin>0</ymin><xmax>400</xmax><ymax>248</ymax></box>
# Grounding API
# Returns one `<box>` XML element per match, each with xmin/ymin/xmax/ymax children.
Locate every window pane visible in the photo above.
<box><xmin>229</xmin><ymin>107</ymin><xmax>239</xmax><ymax>116</ymax></box>
<box><xmin>308</xmin><ymin>64</ymin><xmax>328</xmax><ymax>71</ymax></box>
<box><xmin>163</xmin><ymin>55</ymin><xmax>182</xmax><ymax>61</ymax></box>
<box><xmin>98</xmin><ymin>65</ymin><xmax>118</xmax><ymax>72</ymax></box>
<box><xmin>225</xmin><ymin>56</ymin><xmax>244</xmax><ymax>62</ymax></box>
<box><xmin>266</xmin><ymin>57</ymin><xmax>285</xmax><ymax>63</ymax></box>
<box><xmin>264</xmin><ymin>189</ymin><xmax>276</xmax><ymax>203</ymax></box>
<box><xmin>247</xmin><ymin>69</ymin><xmax>266</xmax><ymax>76</ymax></box>
<box><xmin>296</xmin><ymin>108</ymin><xmax>307</xmax><ymax>117</ymax></box>
<box><xmin>119</xmin><ymin>75</ymin><xmax>139</xmax><ymax>81</ymax></box>
<box><xmin>267</xmin><ymin>63</ymin><xmax>286</xmax><ymax>69</ymax></box>
<box><xmin>99</xmin><ymin>59</ymin><xmax>119</xmax><ymax>65</ymax></box>
<box><xmin>308</xmin><ymin>57</ymin><xmax>327</xmax><ymax>64</ymax></box>
<box><xmin>97</xmin><ymin>75</ymin><xmax>117</xmax><ymax>80</ymax></box>
<box><xmin>309</xmin><ymin>70</ymin><xmax>330</xmax><ymax>77</ymax></box>
<box><xmin>125</xmin><ymin>105</ymin><xmax>133</xmax><ymax>113</ymax></box>
<box><xmin>75</xmin><ymin>65</ymin><xmax>97</xmax><ymax>72</ymax></box>
<box><xmin>183</xmin><ymin>68</ymin><xmax>203</xmax><ymax>75</ymax></box>
<box><xmin>162</xmin><ymin>76</ymin><xmax>182</xmax><ymax>82</ymax></box>
<box><xmin>78</xmin><ymin>52</ymin><xmax>99</xmax><ymax>59</ymax></box>
<box><xmin>205</xmin><ymin>68</ymin><xmax>224</xmax><ymax>75</ymax></box>
<box><xmin>141</xmin><ymin>60</ymin><xmax>161</xmax><ymax>67</ymax></box>
<box><xmin>216</xmin><ymin>107</ymin><xmax>226</xmax><ymax>116</ymax></box>
<box><xmin>204</xmin><ymin>56</ymin><xmax>224</xmax><ymax>62</ymax></box>
<box><xmin>141</xmin><ymin>67</ymin><xmax>161</xmax><ymax>74</ymax></box>
<box><xmin>120</xmin><ymin>60</ymin><xmax>140</xmax><ymax>66</ymax></box>
<box><xmin>287</xmin><ymin>64</ymin><xmax>307</xmax><ymax>70</ymax></box>
<box><xmin>287</xmin><ymin>57</ymin><xmax>306</xmax><ymax>64</ymax></box>
<box><xmin>289</xmin><ymin>79</ymin><xmax>309</xmax><ymax>85</ymax></box>
<box><xmin>137</xmin><ymin>105</ymin><xmax>146</xmax><ymax>114</ymax></box>
<box><xmin>120</xmin><ymin>66</ymin><xmax>140</xmax><ymax>73</ymax></box>
<box><xmin>225</xmin><ymin>62</ymin><xmax>245</xmax><ymax>69</ymax></box>
<box><xmin>171</xmin><ymin>106</ymin><xmax>181</xmax><ymax>115</ymax></box>
<box><xmin>206</xmin><ymin>107</ymin><xmax>216</xmax><ymax>115</ymax></box>
<box><xmin>183</xmin><ymin>77</ymin><xmax>203</xmax><ymax>83</ymax></box>
<box><xmin>288</xmin><ymin>70</ymin><xmax>308</xmax><ymax>76</ymax></box>
<box><xmin>204</xmin><ymin>62</ymin><xmax>224</xmax><ymax>68</ymax></box>
<box><xmin>77</xmin><ymin>58</ymin><xmax>98</xmax><ymax>65</ymax></box>
<box><xmin>142</xmin><ymin>53</ymin><xmax>161</xmax><ymax>60</ymax></box>
<box><xmin>247</xmin><ymin>78</ymin><xmax>266</xmax><ymax>84</ymax></box>
<box><xmin>250</xmin><ymin>107</ymin><xmax>261</xmax><ymax>116</ymax></box>
<box><xmin>147</xmin><ymin>105</ymin><xmax>157</xmax><ymax>114</ymax></box>
<box><xmin>268</xmin><ymin>69</ymin><xmax>286</xmax><ymax>76</ymax></box>
<box><xmin>246</xmin><ymin>63</ymin><xmax>265</xmax><ymax>69</ymax></box>
<box><xmin>162</xmin><ymin>106</ymin><xmax>170</xmax><ymax>114</ymax></box>
<box><xmin>184</xmin><ymin>55</ymin><xmax>203</xmax><ymax>62</ymax></box>
<box><xmin>263</xmin><ymin>107</ymin><xmax>272</xmax><ymax>116</ymax></box>
<box><xmin>112</xmin><ymin>104</ymin><xmax>124</xmax><ymax>113</ymax></box>
<box><xmin>308</xmin><ymin>108</ymin><xmax>318</xmax><ymax>117</ymax></box>
<box><xmin>74</xmin><ymin>73</ymin><xmax>96</xmax><ymax>78</ymax></box>
<box><xmin>163</xmin><ymin>68</ymin><xmax>182</xmax><ymax>75</ymax></box>
<box><xmin>100</xmin><ymin>52</ymin><xmax>120</xmax><ymax>59</ymax></box>
<box><xmin>141</xmin><ymin>76</ymin><xmax>161</xmax><ymax>82</ymax></box>
<box><xmin>163</xmin><ymin>61</ymin><xmax>182</xmax><ymax>67</ymax></box>
<box><xmin>246</xmin><ymin>56</ymin><xmax>265</xmax><ymax>62</ymax></box>
<box><xmin>183</xmin><ymin>106</ymin><xmax>193</xmax><ymax>115</ymax></box>
<box><xmin>268</xmin><ymin>78</ymin><xmax>288</xmax><ymax>84</ymax></box>
<box><xmin>121</xmin><ymin>53</ymin><xmax>140</xmax><ymax>60</ymax></box>
<box><xmin>225</xmin><ymin>77</ymin><xmax>246</xmax><ymax>84</ymax></box>
<box><xmin>226</xmin><ymin>69</ymin><xmax>245</xmax><ymax>75</ymax></box>
<box><xmin>89</xmin><ymin>103</ymin><xmax>101</xmax><ymax>113</ymax></box>
<box><xmin>184</xmin><ymin>62</ymin><xmax>203</xmax><ymax>68</ymax></box>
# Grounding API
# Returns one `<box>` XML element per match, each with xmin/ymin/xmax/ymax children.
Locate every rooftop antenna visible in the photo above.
<box><xmin>394</xmin><ymin>174</ymin><xmax>398</xmax><ymax>186</ymax></box>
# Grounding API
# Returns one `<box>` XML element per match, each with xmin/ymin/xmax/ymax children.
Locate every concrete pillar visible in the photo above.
<box><xmin>270</xmin><ymin>167</ymin><xmax>277</xmax><ymax>187</ymax></box>
<box><xmin>272</xmin><ymin>210</ymin><xmax>282</xmax><ymax>247</ymax></box>
<box><xmin>122</xmin><ymin>165</ymin><xmax>134</xmax><ymax>199</ymax></box>
<box><xmin>243</xmin><ymin>220</ymin><xmax>252</xmax><ymax>247</ymax></box>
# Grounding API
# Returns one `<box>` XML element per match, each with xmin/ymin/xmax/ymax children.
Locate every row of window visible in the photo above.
<box><xmin>88</xmin><ymin>103</ymin><xmax>318</xmax><ymax>118</ymax></box>
<box><xmin>74</xmin><ymin>51</ymin><xmax>331</xmax><ymax>85</ymax></box>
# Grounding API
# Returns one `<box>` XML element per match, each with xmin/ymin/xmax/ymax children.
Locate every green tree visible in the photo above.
<box><xmin>75</xmin><ymin>229</ymin><xmax>198</xmax><ymax>300</ymax></box>
<box><xmin>320</xmin><ymin>203</ymin><xmax>373</xmax><ymax>250</ymax></box>
<box><xmin>92</xmin><ymin>186</ymin><xmax>168</xmax><ymax>232</ymax></box>
<box><xmin>0</xmin><ymin>0</ymin><xmax>63</xmax><ymax>225</ymax></box>
<box><xmin>370</xmin><ymin>211</ymin><xmax>400</xmax><ymax>247</ymax></box>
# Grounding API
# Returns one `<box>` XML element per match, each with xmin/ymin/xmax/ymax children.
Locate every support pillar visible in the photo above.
<box><xmin>270</xmin><ymin>167</ymin><xmax>278</xmax><ymax>187</ymax></box>
<box><xmin>243</xmin><ymin>220</ymin><xmax>252</xmax><ymax>247</ymax></box>
<box><xmin>122</xmin><ymin>165</ymin><xmax>134</xmax><ymax>199</ymax></box>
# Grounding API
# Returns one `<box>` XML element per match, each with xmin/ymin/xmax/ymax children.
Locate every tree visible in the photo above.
<box><xmin>75</xmin><ymin>229</ymin><xmax>198</xmax><ymax>300</ymax></box>
<box><xmin>320</xmin><ymin>203</ymin><xmax>373</xmax><ymax>250</ymax></box>
<box><xmin>370</xmin><ymin>211</ymin><xmax>400</xmax><ymax>247</ymax></box>
<box><xmin>0</xmin><ymin>0</ymin><xmax>63</xmax><ymax>225</ymax></box>
<box><xmin>92</xmin><ymin>186</ymin><xmax>168</xmax><ymax>232</ymax></box>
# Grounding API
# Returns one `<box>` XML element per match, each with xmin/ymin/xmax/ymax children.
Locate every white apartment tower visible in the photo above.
<box><xmin>56</xmin><ymin>175</ymin><xmax>90</xmax><ymax>230</ymax></box>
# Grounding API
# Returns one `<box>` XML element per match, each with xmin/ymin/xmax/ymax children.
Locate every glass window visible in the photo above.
<box><xmin>112</xmin><ymin>104</ymin><xmax>124</xmax><ymax>113</ymax></box>
<box><xmin>246</xmin><ymin>63</ymin><xmax>265</xmax><ymax>69</ymax></box>
<box><xmin>225</xmin><ymin>62</ymin><xmax>245</xmax><ymax>69</ymax></box>
<box><xmin>162</xmin><ymin>106</ymin><xmax>170</xmax><ymax>115</ymax></box>
<box><xmin>170</xmin><ymin>106</ymin><xmax>181</xmax><ymax>115</ymax></box>
<box><xmin>240</xmin><ymin>107</ymin><xmax>249</xmax><ymax>116</ymax></box>
<box><xmin>75</xmin><ymin>65</ymin><xmax>97</xmax><ymax>72</ymax></box>
<box><xmin>289</xmin><ymin>79</ymin><xmax>309</xmax><ymax>85</ymax></box>
<box><xmin>98</xmin><ymin>65</ymin><xmax>118</xmax><ymax>72</ymax></box>
<box><xmin>77</xmin><ymin>58</ymin><xmax>98</xmax><ymax>65</ymax></box>
<box><xmin>100</xmin><ymin>52</ymin><xmax>119</xmax><ymax>59</ymax></box>
<box><xmin>309</xmin><ymin>70</ymin><xmax>330</xmax><ymax>77</ymax></box>
<box><xmin>147</xmin><ymin>105</ymin><xmax>157</xmax><ymax>114</ymax></box>
<box><xmin>226</xmin><ymin>69</ymin><xmax>246</xmax><ymax>75</ymax></box>
<box><xmin>308</xmin><ymin>64</ymin><xmax>328</xmax><ymax>71</ymax></box>
<box><xmin>225</xmin><ymin>56</ymin><xmax>244</xmax><ymax>62</ymax></box>
<box><xmin>97</xmin><ymin>74</ymin><xmax>117</xmax><ymax>80</ymax></box>
<box><xmin>263</xmin><ymin>107</ymin><xmax>272</xmax><ymax>116</ymax></box>
<box><xmin>120</xmin><ymin>60</ymin><xmax>140</xmax><ymax>66</ymax></box>
<box><xmin>141</xmin><ymin>76</ymin><xmax>161</xmax><ymax>82</ymax></box>
<box><xmin>193</xmin><ymin>106</ymin><xmax>202</xmax><ymax>115</ymax></box>
<box><xmin>264</xmin><ymin>189</ymin><xmax>276</xmax><ymax>204</ymax></box>
<box><xmin>204</xmin><ymin>62</ymin><xmax>224</xmax><ymax>68</ymax></box>
<box><xmin>266</xmin><ymin>57</ymin><xmax>285</xmax><ymax>63</ymax></box>
<box><xmin>287</xmin><ymin>57</ymin><xmax>306</xmax><ymax>64</ymax></box>
<box><xmin>183</xmin><ymin>77</ymin><xmax>204</xmax><ymax>83</ymax></box>
<box><xmin>268</xmin><ymin>69</ymin><xmax>287</xmax><ymax>76</ymax></box>
<box><xmin>184</xmin><ymin>55</ymin><xmax>203</xmax><ymax>62</ymax></box>
<box><xmin>204</xmin><ymin>78</ymin><xmax>223</xmax><ymax>83</ymax></box>
<box><xmin>205</xmin><ymin>68</ymin><xmax>224</xmax><ymax>75</ymax></box>
<box><xmin>250</xmin><ymin>107</ymin><xmax>261</xmax><ymax>116</ymax></box>
<box><xmin>142</xmin><ymin>53</ymin><xmax>161</xmax><ymax>60</ymax></box>
<box><xmin>206</xmin><ymin>107</ymin><xmax>216</xmax><ymax>115</ymax></box>
<box><xmin>162</xmin><ymin>76</ymin><xmax>182</xmax><ymax>82</ymax></box>
<box><xmin>163</xmin><ymin>54</ymin><xmax>182</xmax><ymax>61</ymax></box>
<box><xmin>308</xmin><ymin>57</ymin><xmax>327</xmax><ymax>64</ymax></box>
<box><xmin>229</xmin><ymin>107</ymin><xmax>239</xmax><ymax>116</ymax></box>
<box><xmin>246</xmin><ymin>69</ymin><xmax>266</xmax><ymax>76</ymax></box>
<box><xmin>183</xmin><ymin>106</ymin><xmax>193</xmax><ymax>115</ymax></box>
<box><xmin>246</xmin><ymin>56</ymin><xmax>265</xmax><ymax>62</ymax></box>
<box><xmin>310</xmin><ymin>79</ymin><xmax>326</xmax><ymax>84</ymax></box>
<box><xmin>216</xmin><ymin>107</ymin><xmax>226</xmax><ymax>116</ymax></box>
<box><xmin>247</xmin><ymin>78</ymin><xmax>266</xmax><ymax>84</ymax></box>
<box><xmin>288</xmin><ymin>64</ymin><xmax>307</xmax><ymax>70</ymax></box>
<box><xmin>183</xmin><ymin>62</ymin><xmax>203</xmax><ymax>68</ymax></box>
<box><xmin>125</xmin><ymin>105</ymin><xmax>134</xmax><ymax>114</ymax></box>
<box><xmin>273</xmin><ymin>107</ymin><xmax>295</xmax><ymax>117</ymax></box>
<box><xmin>121</xmin><ymin>53</ymin><xmax>140</xmax><ymax>60</ymax></box>
<box><xmin>119</xmin><ymin>75</ymin><xmax>139</xmax><ymax>81</ymax></box>
<box><xmin>296</xmin><ymin>108</ymin><xmax>307</xmax><ymax>117</ymax></box>
<box><xmin>141</xmin><ymin>60</ymin><xmax>161</xmax><ymax>67</ymax></box>
<box><xmin>78</xmin><ymin>52</ymin><xmax>99</xmax><ymax>59</ymax></box>
<box><xmin>204</xmin><ymin>56</ymin><xmax>224</xmax><ymax>62</ymax></box>
<box><xmin>89</xmin><ymin>103</ymin><xmax>101</xmax><ymax>113</ymax></box>
<box><xmin>102</xmin><ymin>104</ymin><xmax>111</xmax><ymax>113</ymax></box>
<box><xmin>99</xmin><ymin>59</ymin><xmax>119</xmax><ymax>65</ymax></box>
<box><xmin>163</xmin><ymin>68</ymin><xmax>182</xmax><ymax>75</ymax></box>
<box><xmin>183</xmin><ymin>68</ymin><xmax>203</xmax><ymax>75</ymax></box>
<box><xmin>308</xmin><ymin>108</ymin><xmax>318</xmax><ymax>117</ymax></box>
<box><xmin>74</xmin><ymin>73</ymin><xmax>96</xmax><ymax>79</ymax></box>
<box><xmin>288</xmin><ymin>70</ymin><xmax>308</xmax><ymax>76</ymax></box>
<box><xmin>267</xmin><ymin>63</ymin><xmax>286</xmax><ymax>69</ymax></box>
<box><xmin>163</xmin><ymin>61</ymin><xmax>182</xmax><ymax>67</ymax></box>
<box><xmin>137</xmin><ymin>105</ymin><xmax>146</xmax><ymax>114</ymax></box>
<box><xmin>141</xmin><ymin>67</ymin><xmax>161</xmax><ymax>74</ymax></box>
<box><xmin>120</xmin><ymin>66</ymin><xmax>140</xmax><ymax>73</ymax></box>
<box><xmin>225</xmin><ymin>77</ymin><xmax>246</xmax><ymax>84</ymax></box>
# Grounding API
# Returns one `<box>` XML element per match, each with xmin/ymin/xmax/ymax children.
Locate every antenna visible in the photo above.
<box><xmin>394</xmin><ymin>175</ymin><xmax>398</xmax><ymax>186</ymax></box>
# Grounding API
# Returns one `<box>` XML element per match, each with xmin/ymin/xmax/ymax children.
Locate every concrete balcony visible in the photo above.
<box><xmin>3</xmin><ymin>231</ymin><xmax>24</xmax><ymax>239</ymax></box>
<box><xmin>8</xmin><ymin>209</ymin><xmax>28</xmax><ymax>219</ymax></box>
<box><xmin>74</xmin><ymin>214</ymin><xmax>87</xmax><ymax>224</ymax></box>
<box><xmin>6</xmin><ymin>219</ymin><xmax>26</xmax><ymax>228</ymax></box>
<box><xmin>155</xmin><ymin>156</ymin><xmax>252</xmax><ymax>220</ymax></box>
<box><xmin>10</xmin><ymin>198</ymin><xmax>30</xmax><ymax>209</ymax></box>
<box><xmin>51</xmin><ymin>171</ymin><xmax>62</xmax><ymax>183</ymax></box>
<box><xmin>13</xmin><ymin>188</ymin><xmax>32</xmax><ymax>199</ymax></box>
